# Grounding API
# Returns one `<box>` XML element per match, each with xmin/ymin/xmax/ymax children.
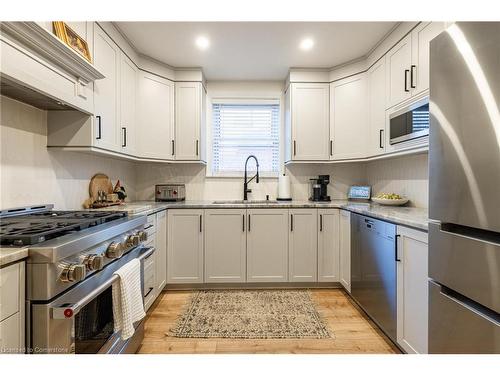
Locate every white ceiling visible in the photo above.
<box><xmin>116</xmin><ymin>22</ymin><xmax>397</xmax><ymax>80</ymax></box>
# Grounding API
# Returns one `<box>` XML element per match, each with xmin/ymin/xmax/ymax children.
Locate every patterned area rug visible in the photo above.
<box><xmin>169</xmin><ymin>289</ymin><xmax>331</xmax><ymax>339</ymax></box>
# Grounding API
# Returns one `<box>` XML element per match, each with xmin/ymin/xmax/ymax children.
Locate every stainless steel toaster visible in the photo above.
<box><xmin>155</xmin><ymin>184</ymin><xmax>186</xmax><ymax>202</ymax></box>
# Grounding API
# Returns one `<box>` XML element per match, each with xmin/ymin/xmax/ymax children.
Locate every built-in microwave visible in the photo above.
<box><xmin>389</xmin><ymin>98</ymin><xmax>430</xmax><ymax>145</ymax></box>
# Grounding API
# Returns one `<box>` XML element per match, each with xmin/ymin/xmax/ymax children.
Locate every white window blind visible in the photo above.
<box><xmin>212</xmin><ymin>102</ymin><xmax>280</xmax><ymax>175</ymax></box>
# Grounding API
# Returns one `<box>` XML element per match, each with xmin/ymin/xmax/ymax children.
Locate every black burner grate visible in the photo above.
<box><xmin>0</xmin><ymin>211</ymin><xmax>127</xmax><ymax>246</ymax></box>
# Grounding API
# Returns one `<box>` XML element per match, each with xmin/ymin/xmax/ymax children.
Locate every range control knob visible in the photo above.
<box><xmin>137</xmin><ymin>230</ymin><xmax>148</xmax><ymax>242</ymax></box>
<box><xmin>60</xmin><ymin>264</ymin><xmax>87</xmax><ymax>283</ymax></box>
<box><xmin>106</xmin><ymin>241</ymin><xmax>124</xmax><ymax>259</ymax></box>
<box><xmin>126</xmin><ymin>234</ymin><xmax>141</xmax><ymax>248</ymax></box>
<box><xmin>84</xmin><ymin>254</ymin><xmax>104</xmax><ymax>271</ymax></box>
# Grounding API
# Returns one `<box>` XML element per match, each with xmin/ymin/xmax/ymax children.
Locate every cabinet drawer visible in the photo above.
<box><xmin>0</xmin><ymin>311</ymin><xmax>22</xmax><ymax>353</ymax></box>
<box><xmin>0</xmin><ymin>263</ymin><xmax>20</xmax><ymax>321</ymax></box>
<box><xmin>143</xmin><ymin>272</ymin><xmax>155</xmax><ymax>298</ymax></box>
<box><xmin>429</xmin><ymin>281</ymin><xmax>500</xmax><ymax>353</ymax></box>
<box><xmin>143</xmin><ymin>251</ymin><xmax>155</xmax><ymax>270</ymax></box>
<box><xmin>146</xmin><ymin>215</ymin><xmax>156</xmax><ymax>231</ymax></box>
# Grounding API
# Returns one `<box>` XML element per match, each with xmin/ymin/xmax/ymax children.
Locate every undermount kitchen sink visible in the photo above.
<box><xmin>212</xmin><ymin>200</ymin><xmax>280</xmax><ymax>204</ymax></box>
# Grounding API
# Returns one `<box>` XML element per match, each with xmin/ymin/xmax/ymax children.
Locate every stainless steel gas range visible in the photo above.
<box><xmin>0</xmin><ymin>204</ymin><xmax>153</xmax><ymax>354</ymax></box>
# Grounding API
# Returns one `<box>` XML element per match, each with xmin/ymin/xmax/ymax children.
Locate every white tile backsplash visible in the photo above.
<box><xmin>0</xmin><ymin>95</ymin><xmax>429</xmax><ymax>210</ymax></box>
<box><xmin>135</xmin><ymin>162</ymin><xmax>367</xmax><ymax>202</ymax></box>
<box><xmin>366</xmin><ymin>153</ymin><xmax>429</xmax><ymax>208</ymax></box>
<box><xmin>0</xmin><ymin>96</ymin><xmax>137</xmax><ymax>210</ymax></box>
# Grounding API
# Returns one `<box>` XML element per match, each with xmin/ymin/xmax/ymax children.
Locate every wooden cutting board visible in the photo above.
<box><xmin>89</xmin><ymin>173</ymin><xmax>113</xmax><ymax>202</ymax></box>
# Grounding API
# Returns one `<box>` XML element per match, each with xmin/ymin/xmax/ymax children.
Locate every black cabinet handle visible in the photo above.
<box><xmin>95</xmin><ymin>115</ymin><xmax>102</xmax><ymax>140</ymax></box>
<box><xmin>122</xmin><ymin>127</ymin><xmax>127</xmax><ymax>147</ymax></box>
<box><xmin>242</xmin><ymin>214</ymin><xmax>245</xmax><ymax>232</ymax></box>
<box><xmin>144</xmin><ymin>287</ymin><xmax>154</xmax><ymax>298</ymax></box>
<box><xmin>293</xmin><ymin>140</ymin><xmax>296</xmax><ymax>156</ymax></box>
<box><xmin>199</xmin><ymin>215</ymin><xmax>202</xmax><ymax>232</ymax></box>
<box><xmin>404</xmin><ymin>69</ymin><xmax>410</xmax><ymax>92</ymax></box>
<box><xmin>290</xmin><ymin>214</ymin><xmax>293</xmax><ymax>232</ymax></box>
<box><xmin>410</xmin><ymin>65</ymin><xmax>417</xmax><ymax>88</ymax></box>
<box><xmin>319</xmin><ymin>214</ymin><xmax>323</xmax><ymax>232</ymax></box>
<box><xmin>172</xmin><ymin>140</ymin><xmax>175</xmax><ymax>156</ymax></box>
<box><xmin>379</xmin><ymin>129</ymin><xmax>384</xmax><ymax>149</ymax></box>
<box><xmin>395</xmin><ymin>234</ymin><xmax>401</xmax><ymax>262</ymax></box>
<box><xmin>248</xmin><ymin>214</ymin><xmax>251</xmax><ymax>232</ymax></box>
<box><xmin>330</xmin><ymin>140</ymin><xmax>333</xmax><ymax>156</ymax></box>
<box><xmin>196</xmin><ymin>140</ymin><xmax>199</xmax><ymax>156</ymax></box>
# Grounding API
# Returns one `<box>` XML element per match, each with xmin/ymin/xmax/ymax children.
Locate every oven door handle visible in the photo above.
<box><xmin>51</xmin><ymin>247</ymin><xmax>156</xmax><ymax>319</ymax></box>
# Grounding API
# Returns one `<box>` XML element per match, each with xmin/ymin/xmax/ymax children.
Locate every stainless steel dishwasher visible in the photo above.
<box><xmin>351</xmin><ymin>213</ymin><xmax>397</xmax><ymax>343</ymax></box>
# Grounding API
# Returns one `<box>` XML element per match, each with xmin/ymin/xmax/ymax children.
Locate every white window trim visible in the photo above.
<box><xmin>206</xmin><ymin>97</ymin><xmax>282</xmax><ymax>179</ymax></box>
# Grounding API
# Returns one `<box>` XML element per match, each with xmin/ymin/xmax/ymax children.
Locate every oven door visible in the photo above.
<box><xmin>29</xmin><ymin>246</ymin><xmax>154</xmax><ymax>354</ymax></box>
<box><xmin>390</xmin><ymin>99</ymin><xmax>430</xmax><ymax>145</ymax></box>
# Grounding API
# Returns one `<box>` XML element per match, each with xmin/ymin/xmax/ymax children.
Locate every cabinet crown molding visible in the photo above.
<box><xmin>1</xmin><ymin>22</ymin><xmax>105</xmax><ymax>84</ymax></box>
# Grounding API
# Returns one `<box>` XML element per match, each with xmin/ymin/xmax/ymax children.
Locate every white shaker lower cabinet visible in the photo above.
<box><xmin>318</xmin><ymin>209</ymin><xmax>340</xmax><ymax>282</ymax></box>
<box><xmin>155</xmin><ymin>210</ymin><xmax>167</xmax><ymax>292</ymax></box>
<box><xmin>0</xmin><ymin>261</ymin><xmax>25</xmax><ymax>353</ymax></box>
<box><xmin>247</xmin><ymin>209</ymin><xmax>289</xmax><ymax>282</ymax></box>
<box><xmin>396</xmin><ymin>225</ymin><xmax>429</xmax><ymax>354</ymax></box>
<box><xmin>204</xmin><ymin>209</ymin><xmax>246</xmax><ymax>283</ymax></box>
<box><xmin>167</xmin><ymin>209</ymin><xmax>204</xmax><ymax>284</ymax></box>
<box><xmin>288</xmin><ymin>209</ymin><xmax>318</xmax><ymax>282</ymax></box>
<box><xmin>339</xmin><ymin>210</ymin><xmax>351</xmax><ymax>292</ymax></box>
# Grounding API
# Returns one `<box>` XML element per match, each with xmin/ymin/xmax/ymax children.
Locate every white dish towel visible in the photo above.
<box><xmin>112</xmin><ymin>258</ymin><xmax>146</xmax><ymax>340</ymax></box>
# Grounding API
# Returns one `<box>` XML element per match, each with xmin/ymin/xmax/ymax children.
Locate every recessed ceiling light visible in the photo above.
<box><xmin>195</xmin><ymin>36</ymin><xmax>210</xmax><ymax>50</ymax></box>
<box><xmin>300</xmin><ymin>38</ymin><xmax>315</xmax><ymax>51</ymax></box>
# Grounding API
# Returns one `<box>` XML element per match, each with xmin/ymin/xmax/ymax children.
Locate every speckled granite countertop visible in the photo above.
<box><xmin>0</xmin><ymin>246</ymin><xmax>29</xmax><ymax>267</ymax></box>
<box><xmin>115</xmin><ymin>200</ymin><xmax>429</xmax><ymax>231</ymax></box>
<box><xmin>3</xmin><ymin>200</ymin><xmax>426</xmax><ymax>265</ymax></box>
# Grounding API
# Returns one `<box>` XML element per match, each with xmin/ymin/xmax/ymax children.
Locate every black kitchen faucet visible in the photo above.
<box><xmin>243</xmin><ymin>155</ymin><xmax>259</xmax><ymax>201</ymax></box>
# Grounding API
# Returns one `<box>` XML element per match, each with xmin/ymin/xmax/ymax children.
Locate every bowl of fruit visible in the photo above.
<box><xmin>371</xmin><ymin>193</ymin><xmax>409</xmax><ymax>206</ymax></box>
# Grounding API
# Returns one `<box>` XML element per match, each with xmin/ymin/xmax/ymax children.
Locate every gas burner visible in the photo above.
<box><xmin>0</xmin><ymin>210</ymin><xmax>127</xmax><ymax>246</ymax></box>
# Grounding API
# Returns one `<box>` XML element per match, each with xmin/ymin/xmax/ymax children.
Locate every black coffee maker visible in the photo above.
<box><xmin>309</xmin><ymin>175</ymin><xmax>331</xmax><ymax>202</ymax></box>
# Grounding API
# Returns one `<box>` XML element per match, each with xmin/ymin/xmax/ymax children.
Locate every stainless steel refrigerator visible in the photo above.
<box><xmin>429</xmin><ymin>22</ymin><xmax>500</xmax><ymax>353</ymax></box>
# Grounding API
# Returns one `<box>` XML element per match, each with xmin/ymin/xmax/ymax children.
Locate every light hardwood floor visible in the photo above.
<box><xmin>138</xmin><ymin>288</ymin><xmax>400</xmax><ymax>354</ymax></box>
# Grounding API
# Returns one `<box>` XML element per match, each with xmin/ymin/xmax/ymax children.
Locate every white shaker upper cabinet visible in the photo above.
<box><xmin>204</xmin><ymin>209</ymin><xmax>247</xmax><ymax>283</ymax></box>
<box><xmin>330</xmin><ymin>73</ymin><xmax>369</xmax><ymax>160</ymax></box>
<box><xmin>137</xmin><ymin>71</ymin><xmax>174</xmax><ymax>160</ymax></box>
<box><xmin>288</xmin><ymin>209</ymin><xmax>318</xmax><ymax>282</ymax></box>
<box><xmin>410</xmin><ymin>22</ymin><xmax>447</xmax><ymax>97</ymax></box>
<box><xmin>318</xmin><ymin>209</ymin><xmax>340</xmax><ymax>282</ymax></box>
<box><xmin>290</xmin><ymin>83</ymin><xmax>330</xmax><ymax>161</ymax></box>
<box><xmin>93</xmin><ymin>24</ymin><xmax>120</xmax><ymax>152</ymax></box>
<box><xmin>175</xmin><ymin>81</ymin><xmax>204</xmax><ymax>161</ymax></box>
<box><xmin>368</xmin><ymin>58</ymin><xmax>387</xmax><ymax>156</ymax></box>
<box><xmin>119</xmin><ymin>53</ymin><xmax>137</xmax><ymax>155</ymax></box>
<box><xmin>386</xmin><ymin>33</ymin><xmax>412</xmax><ymax>109</ymax></box>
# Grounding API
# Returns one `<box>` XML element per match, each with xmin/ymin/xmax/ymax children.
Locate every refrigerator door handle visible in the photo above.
<box><xmin>438</xmin><ymin>285</ymin><xmax>500</xmax><ymax>326</ymax></box>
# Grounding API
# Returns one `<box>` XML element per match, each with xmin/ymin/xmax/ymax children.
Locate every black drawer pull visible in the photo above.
<box><xmin>404</xmin><ymin>69</ymin><xmax>410</xmax><ymax>92</ymax></box>
<box><xmin>410</xmin><ymin>65</ymin><xmax>417</xmax><ymax>88</ymax></box>
<box><xmin>95</xmin><ymin>115</ymin><xmax>102</xmax><ymax>140</ymax></box>
<box><xmin>395</xmin><ymin>234</ymin><xmax>401</xmax><ymax>262</ymax></box>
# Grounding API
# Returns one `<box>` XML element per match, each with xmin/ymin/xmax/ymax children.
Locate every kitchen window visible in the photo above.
<box><xmin>211</xmin><ymin>100</ymin><xmax>280</xmax><ymax>177</ymax></box>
